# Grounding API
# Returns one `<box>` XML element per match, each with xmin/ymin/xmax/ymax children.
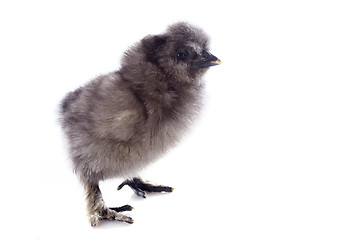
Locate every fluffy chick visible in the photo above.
<box><xmin>60</xmin><ymin>22</ymin><xmax>220</xmax><ymax>226</ymax></box>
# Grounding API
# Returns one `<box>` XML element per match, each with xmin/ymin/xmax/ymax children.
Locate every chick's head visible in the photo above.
<box><xmin>141</xmin><ymin>22</ymin><xmax>220</xmax><ymax>83</ymax></box>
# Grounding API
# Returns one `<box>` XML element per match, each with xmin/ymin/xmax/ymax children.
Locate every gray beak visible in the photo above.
<box><xmin>197</xmin><ymin>50</ymin><xmax>221</xmax><ymax>68</ymax></box>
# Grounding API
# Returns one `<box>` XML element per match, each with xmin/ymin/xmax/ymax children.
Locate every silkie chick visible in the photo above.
<box><xmin>60</xmin><ymin>22</ymin><xmax>220</xmax><ymax>227</ymax></box>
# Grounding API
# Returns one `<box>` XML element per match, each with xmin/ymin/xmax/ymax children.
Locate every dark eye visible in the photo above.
<box><xmin>177</xmin><ymin>51</ymin><xmax>189</xmax><ymax>61</ymax></box>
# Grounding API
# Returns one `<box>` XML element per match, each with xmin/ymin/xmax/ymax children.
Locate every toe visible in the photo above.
<box><xmin>89</xmin><ymin>213</ymin><xmax>101</xmax><ymax>227</ymax></box>
<box><xmin>109</xmin><ymin>205</ymin><xmax>134</xmax><ymax>212</ymax></box>
<box><xmin>133</xmin><ymin>188</ymin><xmax>147</xmax><ymax>198</ymax></box>
<box><xmin>115</xmin><ymin>212</ymin><xmax>134</xmax><ymax>224</ymax></box>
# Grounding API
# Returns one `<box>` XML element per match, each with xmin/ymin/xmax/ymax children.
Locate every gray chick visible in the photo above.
<box><xmin>59</xmin><ymin>22</ymin><xmax>220</xmax><ymax>227</ymax></box>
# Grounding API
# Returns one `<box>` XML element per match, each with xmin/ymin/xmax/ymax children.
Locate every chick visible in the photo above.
<box><xmin>60</xmin><ymin>22</ymin><xmax>220</xmax><ymax>227</ymax></box>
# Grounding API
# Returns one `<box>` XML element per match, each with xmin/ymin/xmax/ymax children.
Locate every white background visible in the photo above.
<box><xmin>1</xmin><ymin>0</ymin><xmax>340</xmax><ymax>239</ymax></box>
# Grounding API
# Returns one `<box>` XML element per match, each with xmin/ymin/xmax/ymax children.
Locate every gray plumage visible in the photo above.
<box><xmin>59</xmin><ymin>22</ymin><xmax>220</xmax><ymax>226</ymax></box>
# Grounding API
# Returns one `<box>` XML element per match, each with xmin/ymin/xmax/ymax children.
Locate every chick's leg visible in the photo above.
<box><xmin>85</xmin><ymin>183</ymin><xmax>134</xmax><ymax>227</ymax></box>
<box><xmin>117</xmin><ymin>178</ymin><xmax>173</xmax><ymax>198</ymax></box>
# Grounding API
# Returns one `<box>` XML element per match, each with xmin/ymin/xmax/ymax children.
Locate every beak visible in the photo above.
<box><xmin>197</xmin><ymin>50</ymin><xmax>221</xmax><ymax>68</ymax></box>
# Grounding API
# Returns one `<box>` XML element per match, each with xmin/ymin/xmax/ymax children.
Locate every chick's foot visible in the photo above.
<box><xmin>90</xmin><ymin>207</ymin><xmax>134</xmax><ymax>227</ymax></box>
<box><xmin>117</xmin><ymin>178</ymin><xmax>173</xmax><ymax>198</ymax></box>
<box><xmin>85</xmin><ymin>183</ymin><xmax>134</xmax><ymax>227</ymax></box>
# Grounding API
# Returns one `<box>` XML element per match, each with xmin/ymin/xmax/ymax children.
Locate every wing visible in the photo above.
<box><xmin>90</xmin><ymin>76</ymin><xmax>146</xmax><ymax>142</ymax></box>
<box><xmin>61</xmin><ymin>73</ymin><xmax>146</xmax><ymax>142</ymax></box>
<box><xmin>94</xmin><ymin>107</ymin><xmax>145</xmax><ymax>141</ymax></box>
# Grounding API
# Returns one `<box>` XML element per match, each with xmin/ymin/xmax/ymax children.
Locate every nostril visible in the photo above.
<box><xmin>202</xmin><ymin>50</ymin><xmax>211</xmax><ymax>59</ymax></box>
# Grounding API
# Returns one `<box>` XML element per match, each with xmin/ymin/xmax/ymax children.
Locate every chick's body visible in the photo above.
<box><xmin>59</xmin><ymin>22</ymin><xmax>220</xmax><ymax>226</ymax></box>
<box><xmin>61</xmin><ymin>70</ymin><xmax>202</xmax><ymax>184</ymax></box>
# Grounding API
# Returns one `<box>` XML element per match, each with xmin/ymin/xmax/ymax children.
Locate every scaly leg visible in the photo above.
<box><xmin>117</xmin><ymin>178</ymin><xmax>173</xmax><ymax>198</ymax></box>
<box><xmin>85</xmin><ymin>183</ymin><xmax>134</xmax><ymax>227</ymax></box>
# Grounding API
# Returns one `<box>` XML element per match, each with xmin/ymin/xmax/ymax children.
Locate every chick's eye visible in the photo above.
<box><xmin>177</xmin><ymin>51</ymin><xmax>189</xmax><ymax>61</ymax></box>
